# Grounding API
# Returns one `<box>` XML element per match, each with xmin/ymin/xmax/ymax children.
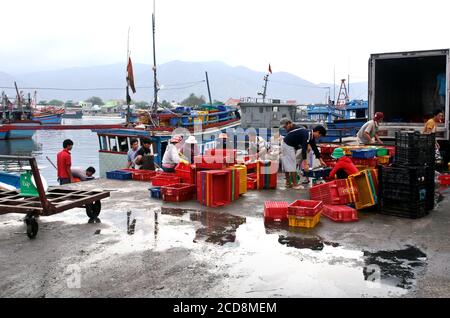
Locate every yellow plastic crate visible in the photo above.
<box><xmin>377</xmin><ymin>155</ymin><xmax>390</xmax><ymax>165</ymax></box>
<box><xmin>342</xmin><ymin>146</ymin><xmax>361</xmax><ymax>156</ymax></box>
<box><xmin>349</xmin><ymin>170</ymin><xmax>376</xmax><ymax>210</ymax></box>
<box><xmin>288</xmin><ymin>212</ymin><xmax>321</xmax><ymax>229</ymax></box>
<box><xmin>227</xmin><ymin>165</ymin><xmax>247</xmax><ymax>195</ymax></box>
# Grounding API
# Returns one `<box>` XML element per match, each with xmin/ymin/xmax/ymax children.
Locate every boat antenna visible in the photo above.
<box><xmin>14</xmin><ymin>81</ymin><xmax>23</xmax><ymax>116</ymax></box>
<box><xmin>258</xmin><ymin>64</ymin><xmax>271</xmax><ymax>103</ymax></box>
<box><xmin>150</xmin><ymin>0</ymin><xmax>159</xmax><ymax>126</ymax></box>
<box><xmin>205</xmin><ymin>71</ymin><xmax>213</xmax><ymax>106</ymax></box>
<box><xmin>126</xmin><ymin>26</ymin><xmax>131</xmax><ymax>124</ymax></box>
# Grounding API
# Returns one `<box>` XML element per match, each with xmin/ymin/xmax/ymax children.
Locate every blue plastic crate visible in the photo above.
<box><xmin>351</xmin><ymin>149</ymin><xmax>377</xmax><ymax>159</ymax></box>
<box><xmin>149</xmin><ymin>187</ymin><xmax>162</xmax><ymax>199</ymax></box>
<box><xmin>106</xmin><ymin>170</ymin><xmax>133</xmax><ymax>180</ymax></box>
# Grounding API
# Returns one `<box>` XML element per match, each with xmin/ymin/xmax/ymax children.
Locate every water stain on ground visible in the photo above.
<box><xmin>161</xmin><ymin>207</ymin><xmax>246</xmax><ymax>245</ymax></box>
<box><xmin>363</xmin><ymin>245</ymin><xmax>427</xmax><ymax>289</ymax></box>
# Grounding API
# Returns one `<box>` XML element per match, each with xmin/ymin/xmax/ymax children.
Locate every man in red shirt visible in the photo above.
<box><xmin>57</xmin><ymin>139</ymin><xmax>74</xmax><ymax>185</ymax></box>
<box><xmin>328</xmin><ymin>148</ymin><xmax>359</xmax><ymax>179</ymax></box>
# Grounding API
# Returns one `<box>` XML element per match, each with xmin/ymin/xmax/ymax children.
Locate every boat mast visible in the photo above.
<box><xmin>205</xmin><ymin>71</ymin><xmax>213</xmax><ymax>106</ymax></box>
<box><xmin>14</xmin><ymin>82</ymin><xmax>22</xmax><ymax>116</ymax></box>
<box><xmin>126</xmin><ymin>27</ymin><xmax>131</xmax><ymax>124</ymax></box>
<box><xmin>151</xmin><ymin>0</ymin><xmax>159</xmax><ymax>125</ymax></box>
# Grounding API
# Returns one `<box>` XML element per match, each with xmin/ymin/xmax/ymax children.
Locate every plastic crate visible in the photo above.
<box><xmin>288</xmin><ymin>200</ymin><xmax>323</xmax><ymax>217</ymax></box>
<box><xmin>377</xmin><ymin>156</ymin><xmax>390</xmax><ymax>166</ymax></box>
<box><xmin>349</xmin><ymin>170</ymin><xmax>377</xmax><ymax>210</ymax></box>
<box><xmin>379</xmin><ymin>165</ymin><xmax>432</xmax><ymax>186</ymax></box>
<box><xmin>121</xmin><ymin>169</ymin><xmax>157</xmax><ymax>181</ymax></box>
<box><xmin>106</xmin><ymin>170</ymin><xmax>133</xmax><ymax>180</ymax></box>
<box><xmin>247</xmin><ymin>178</ymin><xmax>257</xmax><ymax>190</ymax></box>
<box><xmin>395</xmin><ymin>131</ymin><xmax>435</xmax><ymax>149</ymax></box>
<box><xmin>194</xmin><ymin>155</ymin><xmax>229</xmax><ymax>170</ymax></box>
<box><xmin>439</xmin><ymin>174</ymin><xmax>450</xmax><ymax>185</ymax></box>
<box><xmin>175</xmin><ymin>163</ymin><xmax>196</xmax><ymax>184</ymax></box>
<box><xmin>384</xmin><ymin>146</ymin><xmax>396</xmax><ymax>157</ymax></box>
<box><xmin>341</xmin><ymin>146</ymin><xmax>361</xmax><ymax>156</ymax></box>
<box><xmin>376</xmin><ymin>148</ymin><xmax>389</xmax><ymax>157</ymax></box>
<box><xmin>351</xmin><ymin>157</ymin><xmax>378</xmax><ymax>168</ymax></box>
<box><xmin>322</xmin><ymin>205</ymin><xmax>359</xmax><ymax>222</ymax></box>
<box><xmin>319</xmin><ymin>144</ymin><xmax>339</xmax><ymax>155</ymax></box>
<box><xmin>394</xmin><ymin>148</ymin><xmax>435</xmax><ymax>167</ymax></box>
<box><xmin>230</xmin><ymin>165</ymin><xmax>247</xmax><ymax>195</ymax></box>
<box><xmin>351</xmin><ymin>149</ymin><xmax>377</xmax><ymax>159</ymax></box>
<box><xmin>149</xmin><ymin>187</ymin><xmax>162</xmax><ymax>199</ymax></box>
<box><xmin>197</xmin><ymin>170</ymin><xmax>232</xmax><ymax>207</ymax></box>
<box><xmin>204</xmin><ymin>149</ymin><xmax>237</xmax><ymax>164</ymax></box>
<box><xmin>161</xmin><ymin>183</ymin><xmax>196</xmax><ymax>202</ymax></box>
<box><xmin>228</xmin><ymin>168</ymin><xmax>241</xmax><ymax>201</ymax></box>
<box><xmin>380</xmin><ymin>199</ymin><xmax>428</xmax><ymax>219</ymax></box>
<box><xmin>264</xmin><ymin>201</ymin><xmax>289</xmax><ymax>222</ymax></box>
<box><xmin>256</xmin><ymin>161</ymin><xmax>278</xmax><ymax>189</ymax></box>
<box><xmin>309</xmin><ymin>179</ymin><xmax>358</xmax><ymax>205</ymax></box>
<box><xmin>288</xmin><ymin>213</ymin><xmax>321</xmax><ymax>229</ymax></box>
<box><xmin>151</xmin><ymin>176</ymin><xmax>181</xmax><ymax>187</ymax></box>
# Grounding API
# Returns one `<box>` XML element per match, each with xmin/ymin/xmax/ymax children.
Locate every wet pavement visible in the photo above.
<box><xmin>0</xmin><ymin>178</ymin><xmax>449</xmax><ymax>297</ymax></box>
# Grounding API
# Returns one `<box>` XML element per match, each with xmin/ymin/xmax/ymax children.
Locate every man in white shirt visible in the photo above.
<box><xmin>71</xmin><ymin>167</ymin><xmax>96</xmax><ymax>181</ymax></box>
<box><xmin>357</xmin><ymin>112</ymin><xmax>384</xmax><ymax>144</ymax></box>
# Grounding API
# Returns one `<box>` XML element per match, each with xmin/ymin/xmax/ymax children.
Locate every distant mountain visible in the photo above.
<box><xmin>1</xmin><ymin>61</ymin><xmax>368</xmax><ymax>103</ymax></box>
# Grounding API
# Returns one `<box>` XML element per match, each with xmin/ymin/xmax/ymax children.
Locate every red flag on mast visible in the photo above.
<box><xmin>127</xmin><ymin>57</ymin><xmax>136</xmax><ymax>94</ymax></box>
<box><xmin>268</xmin><ymin>64</ymin><xmax>272</xmax><ymax>74</ymax></box>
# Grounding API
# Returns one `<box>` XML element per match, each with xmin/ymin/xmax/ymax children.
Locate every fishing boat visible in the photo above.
<box><xmin>63</xmin><ymin>104</ymin><xmax>83</xmax><ymax>119</ymax></box>
<box><xmin>32</xmin><ymin>106</ymin><xmax>65</xmax><ymax>124</ymax></box>
<box><xmin>93</xmin><ymin>4</ymin><xmax>241</xmax><ymax>177</ymax></box>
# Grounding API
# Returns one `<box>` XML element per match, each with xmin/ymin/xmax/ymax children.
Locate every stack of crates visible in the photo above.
<box><xmin>255</xmin><ymin>160</ymin><xmax>277</xmax><ymax>190</ymax></box>
<box><xmin>227</xmin><ymin>165</ymin><xmax>247</xmax><ymax>195</ymax></box>
<box><xmin>378</xmin><ymin>131</ymin><xmax>436</xmax><ymax>218</ymax></box>
<box><xmin>197</xmin><ymin>170</ymin><xmax>232</xmax><ymax>207</ymax></box>
<box><xmin>204</xmin><ymin>149</ymin><xmax>237</xmax><ymax>165</ymax></box>
<box><xmin>379</xmin><ymin>165</ymin><xmax>434</xmax><ymax>218</ymax></box>
<box><xmin>287</xmin><ymin>200</ymin><xmax>323</xmax><ymax>229</ymax></box>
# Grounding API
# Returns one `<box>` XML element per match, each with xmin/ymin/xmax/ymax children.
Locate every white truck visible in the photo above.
<box><xmin>368</xmin><ymin>49</ymin><xmax>449</xmax><ymax>140</ymax></box>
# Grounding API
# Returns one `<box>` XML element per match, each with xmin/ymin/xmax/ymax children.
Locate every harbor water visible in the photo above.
<box><xmin>0</xmin><ymin>117</ymin><xmax>123</xmax><ymax>186</ymax></box>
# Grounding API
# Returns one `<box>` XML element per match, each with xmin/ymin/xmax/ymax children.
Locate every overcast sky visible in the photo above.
<box><xmin>2</xmin><ymin>0</ymin><xmax>449</xmax><ymax>83</ymax></box>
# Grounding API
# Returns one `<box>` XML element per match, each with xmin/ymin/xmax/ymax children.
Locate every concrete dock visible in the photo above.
<box><xmin>0</xmin><ymin>178</ymin><xmax>449</xmax><ymax>298</ymax></box>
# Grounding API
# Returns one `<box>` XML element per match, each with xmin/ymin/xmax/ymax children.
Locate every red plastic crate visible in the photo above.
<box><xmin>322</xmin><ymin>205</ymin><xmax>359</xmax><ymax>222</ymax></box>
<box><xmin>351</xmin><ymin>157</ymin><xmax>378</xmax><ymax>168</ymax></box>
<box><xmin>120</xmin><ymin>169</ymin><xmax>157</xmax><ymax>181</ymax></box>
<box><xmin>309</xmin><ymin>179</ymin><xmax>358</xmax><ymax>205</ymax></box>
<box><xmin>161</xmin><ymin>183</ymin><xmax>196</xmax><ymax>202</ymax></box>
<box><xmin>264</xmin><ymin>201</ymin><xmax>289</xmax><ymax>222</ymax></box>
<box><xmin>204</xmin><ymin>149</ymin><xmax>237</xmax><ymax>164</ymax></box>
<box><xmin>319</xmin><ymin>144</ymin><xmax>339</xmax><ymax>155</ymax></box>
<box><xmin>384</xmin><ymin>146</ymin><xmax>396</xmax><ymax>157</ymax></box>
<box><xmin>194</xmin><ymin>155</ymin><xmax>229</xmax><ymax>170</ymax></box>
<box><xmin>197</xmin><ymin>170</ymin><xmax>232</xmax><ymax>207</ymax></box>
<box><xmin>439</xmin><ymin>174</ymin><xmax>450</xmax><ymax>185</ymax></box>
<box><xmin>288</xmin><ymin>200</ymin><xmax>323</xmax><ymax>217</ymax></box>
<box><xmin>247</xmin><ymin>178</ymin><xmax>257</xmax><ymax>190</ymax></box>
<box><xmin>175</xmin><ymin>163</ymin><xmax>196</xmax><ymax>184</ymax></box>
<box><xmin>151</xmin><ymin>176</ymin><xmax>181</xmax><ymax>187</ymax></box>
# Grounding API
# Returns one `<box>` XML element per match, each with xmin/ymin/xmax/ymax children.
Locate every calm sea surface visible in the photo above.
<box><xmin>0</xmin><ymin>117</ymin><xmax>123</xmax><ymax>186</ymax></box>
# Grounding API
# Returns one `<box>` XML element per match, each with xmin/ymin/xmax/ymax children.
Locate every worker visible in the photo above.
<box><xmin>424</xmin><ymin>109</ymin><xmax>444</xmax><ymax>151</ymax></box>
<box><xmin>328</xmin><ymin>148</ymin><xmax>359</xmax><ymax>179</ymax></box>
<box><xmin>182</xmin><ymin>135</ymin><xmax>200</xmax><ymax>164</ymax></box>
<box><xmin>279</xmin><ymin>118</ymin><xmax>299</xmax><ymax>133</ymax></box>
<box><xmin>162</xmin><ymin>135</ymin><xmax>182</xmax><ymax>172</ymax></box>
<box><xmin>280</xmin><ymin>136</ymin><xmax>303</xmax><ymax>189</ymax></box>
<box><xmin>126</xmin><ymin>139</ymin><xmax>140</xmax><ymax>169</ymax></box>
<box><xmin>424</xmin><ymin>109</ymin><xmax>444</xmax><ymax>134</ymax></box>
<box><xmin>283</xmin><ymin>126</ymin><xmax>327</xmax><ymax>178</ymax></box>
<box><xmin>247</xmin><ymin>131</ymin><xmax>267</xmax><ymax>161</ymax></box>
<box><xmin>357</xmin><ymin>112</ymin><xmax>384</xmax><ymax>145</ymax></box>
<box><xmin>71</xmin><ymin>167</ymin><xmax>96</xmax><ymax>181</ymax></box>
<box><xmin>57</xmin><ymin>139</ymin><xmax>73</xmax><ymax>185</ymax></box>
<box><xmin>134</xmin><ymin>138</ymin><xmax>155</xmax><ymax>170</ymax></box>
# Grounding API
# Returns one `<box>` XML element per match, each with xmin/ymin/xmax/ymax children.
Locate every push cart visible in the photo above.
<box><xmin>0</xmin><ymin>155</ymin><xmax>110</xmax><ymax>239</ymax></box>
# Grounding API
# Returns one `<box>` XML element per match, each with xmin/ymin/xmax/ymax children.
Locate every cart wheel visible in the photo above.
<box><xmin>25</xmin><ymin>216</ymin><xmax>39</xmax><ymax>239</ymax></box>
<box><xmin>93</xmin><ymin>201</ymin><xmax>101</xmax><ymax>215</ymax></box>
<box><xmin>86</xmin><ymin>203</ymin><xmax>100</xmax><ymax>219</ymax></box>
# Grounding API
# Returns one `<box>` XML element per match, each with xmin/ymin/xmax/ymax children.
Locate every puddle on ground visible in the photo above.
<box><xmin>363</xmin><ymin>245</ymin><xmax>427</xmax><ymax>289</ymax></box>
<box><xmin>30</xmin><ymin>205</ymin><xmax>426</xmax><ymax>297</ymax></box>
<box><xmin>161</xmin><ymin>207</ymin><xmax>246</xmax><ymax>245</ymax></box>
